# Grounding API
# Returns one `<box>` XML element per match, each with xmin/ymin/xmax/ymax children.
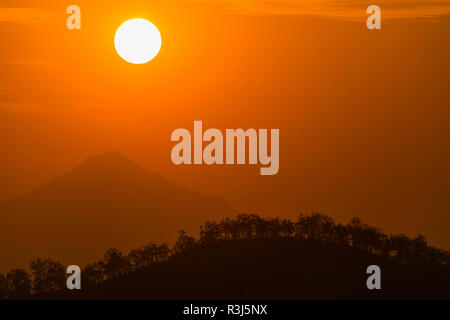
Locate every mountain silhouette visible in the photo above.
<box><xmin>0</xmin><ymin>151</ymin><xmax>235</xmax><ymax>272</ymax></box>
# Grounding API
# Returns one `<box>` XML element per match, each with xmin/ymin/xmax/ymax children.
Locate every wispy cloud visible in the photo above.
<box><xmin>0</xmin><ymin>7</ymin><xmax>56</xmax><ymax>24</ymax></box>
<box><xmin>191</xmin><ymin>0</ymin><xmax>450</xmax><ymax>20</ymax></box>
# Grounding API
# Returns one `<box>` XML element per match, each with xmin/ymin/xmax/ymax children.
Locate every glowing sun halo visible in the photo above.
<box><xmin>114</xmin><ymin>18</ymin><xmax>162</xmax><ymax>64</ymax></box>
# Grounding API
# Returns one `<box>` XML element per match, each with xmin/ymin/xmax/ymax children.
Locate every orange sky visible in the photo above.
<box><xmin>1</xmin><ymin>0</ymin><xmax>450</xmax><ymax>248</ymax></box>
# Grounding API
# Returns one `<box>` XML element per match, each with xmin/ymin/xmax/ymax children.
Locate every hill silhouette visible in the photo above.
<box><xmin>0</xmin><ymin>213</ymin><xmax>450</xmax><ymax>300</ymax></box>
<box><xmin>0</xmin><ymin>151</ymin><xmax>234</xmax><ymax>272</ymax></box>
<box><xmin>76</xmin><ymin>215</ymin><xmax>450</xmax><ymax>300</ymax></box>
<box><xmin>1</xmin><ymin>213</ymin><xmax>448</xmax><ymax>300</ymax></box>
<box><xmin>71</xmin><ymin>239</ymin><xmax>450</xmax><ymax>300</ymax></box>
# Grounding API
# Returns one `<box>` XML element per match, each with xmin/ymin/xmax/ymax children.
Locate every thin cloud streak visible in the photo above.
<box><xmin>0</xmin><ymin>7</ymin><xmax>56</xmax><ymax>24</ymax></box>
<box><xmin>190</xmin><ymin>0</ymin><xmax>450</xmax><ymax>20</ymax></box>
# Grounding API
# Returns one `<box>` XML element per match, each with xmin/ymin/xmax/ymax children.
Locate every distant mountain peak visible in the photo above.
<box><xmin>82</xmin><ymin>150</ymin><xmax>136</xmax><ymax>165</ymax></box>
<box><xmin>73</xmin><ymin>150</ymin><xmax>146</xmax><ymax>175</ymax></box>
<box><xmin>0</xmin><ymin>150</ymin><xmax>235</xmax><ymax>272</ymax></box>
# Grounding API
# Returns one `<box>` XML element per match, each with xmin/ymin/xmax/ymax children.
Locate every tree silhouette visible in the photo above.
<box><xmin>128</xmin><ymin>242</ymin><xmax>170</xmax><ymax>271</ymax></box>
<box><xmin>173</xmin><ymin>230</ymin><xmax>197</xmax><ymax>254</ymax></box>
<box><xmin>6</xmin><ymin>269</ymin><xmax>31</xmax><ymax>298</ymax></box>
<box><xmin>30</xmin><ymin>258</ymin><xmax>66</xmax><ymax>295</ymax></box>
<box><xmin>346</xmin><ymin>218</ymin><xmax>385</xmax><ymax>255</ymax></box>
<box><xmin>154</xmin><ymin>243</ymin><xmax>170</xmax><ymax>263</ymax></box>
<box><xmin>296</xmin><ymin>213</ymin><xmax>336</xmax><ymax>241</ymax></box>
<box><xmin>84</xmin><ymin>261</ymin><xmax>106</xmax><ymax>286</ymax></box>
<box><xmin>388</xmin><ymin>233</ymin><xmax>413</xmax><ymax>263</ymax></box>
<box><xmin>0</xmin><ymin>273</ymin><xmax>8</xmax><ymax>299</ymax></box>
<box><xmin>200</xmin><ymin>220</ymin><xmax>224</xmax><ymax>243</ymax></box>
<box><xmin>102</xmin><ymin>248</ymin><xmax>129</xmax><ymax>279</ymax></box>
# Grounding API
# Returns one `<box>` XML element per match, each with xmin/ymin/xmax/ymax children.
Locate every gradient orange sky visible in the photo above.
<box><xmin>1</xmin><ymin>0</ymin><xmax>450</xmax><ymax>248</ymax></box>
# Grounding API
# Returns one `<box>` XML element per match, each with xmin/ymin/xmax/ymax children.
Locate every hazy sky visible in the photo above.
<box><xmin>1</xmin><ymin>0</ymin><xmax>450</xmax><ymax>248</ymax></box>
<box><xmin>191</xmin><ymin>0</ymin><xmax>450</xmax><ymax>19</ymax></box>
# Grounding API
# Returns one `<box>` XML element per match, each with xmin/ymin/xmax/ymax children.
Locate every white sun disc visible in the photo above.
<box><xmin>114</xmin><ymin>18</ymin><xmax>162</xmax><ymax>64</ymax></box>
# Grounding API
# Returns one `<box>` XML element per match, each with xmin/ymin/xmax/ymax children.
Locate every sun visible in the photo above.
<box><xmin>114</xmin><ymin>18</ymin><xmax>162</xmax><ymax>64</ymax></box>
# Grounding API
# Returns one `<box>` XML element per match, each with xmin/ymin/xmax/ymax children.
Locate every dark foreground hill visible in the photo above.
<box><xmin>58</xmin><ymin>238</ymin><xmax>450</xmax><ymax>300</ymax></box>
<box><xmin>3</xmin><ymin>213</ymin><xmax>449</xmax><ymax>300</ymax></box>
